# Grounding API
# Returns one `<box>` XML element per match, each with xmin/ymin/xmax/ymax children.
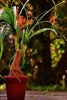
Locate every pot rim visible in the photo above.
<box><xmin>4</xmin><ymin>75</ymin><xmax>28</xmax><ymax>79</ymax></box>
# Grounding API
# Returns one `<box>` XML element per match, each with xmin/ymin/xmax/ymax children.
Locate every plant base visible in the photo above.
<box><xmin>4</xmin><ymin>76</ymin><xmax>28</xmax><ymax>100</ymax></box>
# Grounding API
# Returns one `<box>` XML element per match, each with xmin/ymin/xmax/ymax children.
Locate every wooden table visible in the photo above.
<box><xmin>0</xmin><ymin>90</ymin><xmax>67</xmax><ymax>100</ymax></box>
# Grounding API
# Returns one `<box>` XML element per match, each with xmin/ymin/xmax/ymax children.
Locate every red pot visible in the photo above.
<box><xmin>4</xmin><ymin>75</ymin><xmax>28</xmax><ymax>100</ymax></box>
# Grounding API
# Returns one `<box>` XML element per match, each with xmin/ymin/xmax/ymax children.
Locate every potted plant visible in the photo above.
<box><xmin>0</xmin><ymin>0</ymin><xmax>65</xmax><ymax>100</ymax></box>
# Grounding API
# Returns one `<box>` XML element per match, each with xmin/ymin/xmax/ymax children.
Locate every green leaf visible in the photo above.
<box><xmin>0</xmin><ymin>4</ymin><xmax>14</xmax><ymax>29</ymax></box>
<box><xmin>29</xmin><ymin>28</ymin><xmax>57</xmax><ymax>39</ymax></box>
<box><xmin>0</xmin><ymin>36</ymin><xmax>3</xmax><ymax>59</ymax></box>
<box><xmin>16</xmin><ymin>28</ymin><xmax>21</xmax><ymax>41</ymax></box>
<box><xmin>12</xmin><ymin>6</ymin><xmax>16</xmax><ymax>29</ymax></box>
<box><xmin>20</xmin><ymin>38</ymin><xmax>25</xmax><ymax>68</ymax></box>
<box><xmin>23</xmin><ymin>28</ymin><xmax>29</xmax><ymax>44</ymax></box>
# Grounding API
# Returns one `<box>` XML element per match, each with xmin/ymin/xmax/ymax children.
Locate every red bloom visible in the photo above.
<box><xmin>17</xmin><ymin>15</ymin><xmax>26</xmax><ymax>27</ymax></box>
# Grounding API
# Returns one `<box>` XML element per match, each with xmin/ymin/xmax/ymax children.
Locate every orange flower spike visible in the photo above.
<box><xmin>17</xmin><ymin>15</ymin><xmax>27</xmax><ymax>27</ymax></box>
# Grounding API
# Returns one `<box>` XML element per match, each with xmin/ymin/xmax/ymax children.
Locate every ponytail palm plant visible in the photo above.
<box><xmin>0</xmin><ymin>0</ymin><xmax>65</xmax><ymax>77</ymax></box>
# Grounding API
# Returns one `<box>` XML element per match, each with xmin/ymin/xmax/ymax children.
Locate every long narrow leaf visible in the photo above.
<box><xmin>0</xmin><ymin>36</ymin><xmax>3</xmax><ymax>59</ymax></box>
<box><xmin>23</xmin><ymin>28</ymin><xmax>29</xmax><ymax>44</ymax></box>
<box><xmin>0</xmin><ymin>4</ymin><xmax>14</xmax><ymax>28</ymax></box>
<box><xmin>29</xmin><ymin>28</ymin><xmax>58</xmax><ymax>39</ymax></box>
<box><xmin>21</xmin><ymin>34</ymin><xmax>25</xmax><ymax>68</ymax></box>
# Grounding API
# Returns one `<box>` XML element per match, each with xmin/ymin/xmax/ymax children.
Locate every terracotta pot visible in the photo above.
<box><xmin>4</xmin><ymin>75</ymin><xmax>28</xmax><ymax>100</ymax></box>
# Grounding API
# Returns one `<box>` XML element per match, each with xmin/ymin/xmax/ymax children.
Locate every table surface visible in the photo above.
<box><xmin>0</xmin><ymin>90</ymin><xmax>67</xmax><ymax>100</ymax></box>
